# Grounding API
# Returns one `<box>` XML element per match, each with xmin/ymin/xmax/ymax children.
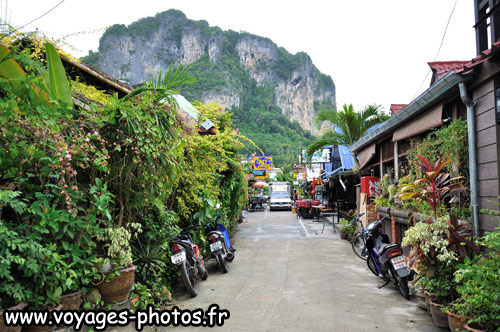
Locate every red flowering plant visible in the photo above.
<box><xmin>401</xmin><ymin>154</ymin><xmax>478</xmax><ymax>279</ymax></box>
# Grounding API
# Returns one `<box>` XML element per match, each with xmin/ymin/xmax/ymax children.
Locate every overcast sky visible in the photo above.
<box><xmin>3</xmin><ymin>0</ymin><xmax>476</xmax><ymax>113</ymax></box>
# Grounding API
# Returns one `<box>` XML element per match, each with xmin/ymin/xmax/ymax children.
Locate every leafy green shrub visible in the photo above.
<box><xmin>339</xmin><ymin>217</ymin><xmax>356</xmax><ymax>235</ymax></box>
<box><xmin>452</xmin><ymin>227</ymin><xmax>500</xmax><ymax>331</ymax></box>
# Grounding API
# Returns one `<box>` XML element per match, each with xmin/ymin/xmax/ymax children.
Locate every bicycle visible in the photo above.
<box><xmin>348</xmin><ymin>213</ymin><xmax>367</xmax><ymax>261</ymax></box>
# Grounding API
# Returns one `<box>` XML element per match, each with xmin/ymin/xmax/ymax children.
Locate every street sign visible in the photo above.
<box><xmin>254</xmin><ymin>175</ymin><xmax>268</xmax><ymax>180</ymax></box>
<box><xmin>292</xmin><ymin>163</ymin><xmax>305</xmax><ymax>170</ymax></box>
<box><xmin>253</xmin><ymin>156</ymin><xmax>273</xmax><ymax>170</ymax></box>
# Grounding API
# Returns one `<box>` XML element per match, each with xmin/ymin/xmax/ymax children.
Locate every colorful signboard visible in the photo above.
<box><xmin>292</xmin><ymin>163</ymin><xmax>305</xmax><ymax>170</ymax></box>
<box><xmin>253</xmin><ymin>156</ymin><xmax>273</xmax><ymax>170</ymax></box>
<box><xmin>306</xmin><ymin>164</ymin><xmax>322</xmax><ymax>181</ymax></box>
<box><xmin>254</xmin><ymin>175</ymin><xmax>268</xmax><ymax>180</ymax></box>
<box><xmin>252</xmin><ymin>170</ymin><xmax>267</xmax><ymax>177</ymax></box>
<box><xmin>301</xmin><ymin>148</ymin><xmax>331</xmax><ymax>163</ymax></box>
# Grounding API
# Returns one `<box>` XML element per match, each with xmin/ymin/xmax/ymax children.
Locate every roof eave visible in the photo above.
<box><xmin>351</xmin><ymin>71</ymin><xmax>473</xmax><ymax>152</ymax></box>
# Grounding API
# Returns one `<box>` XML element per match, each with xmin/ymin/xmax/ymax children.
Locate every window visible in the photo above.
<box><xmin>475</xmin><ymin>0</ymin><xmax>500</xmax><ymax>54</ymax></box>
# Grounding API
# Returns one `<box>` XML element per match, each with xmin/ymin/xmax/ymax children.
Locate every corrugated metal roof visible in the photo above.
<box><xmin>335</xmin><ymin>125</ymin><xmax>355</xmax><ymax>170</ymax></box>
<box><xmin>428</xmin><ymin>61</ymin><xmax>470</xmax><ymax>84</ymax></box>
<box><xmin>172</xmin><ymin>95</ymin><xmax>214</xmax><ymax>130</ymax></box>
<box><xmin>390</xmin><ymin>104</ymin><xmax>407</xmax><ymax>115</ymax></box>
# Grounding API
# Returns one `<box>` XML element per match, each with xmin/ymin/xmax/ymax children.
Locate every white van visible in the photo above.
<box><xmin>269</xmin><ymin>182</ymin><xmax>292</xmax><ymax>211</ymax></box>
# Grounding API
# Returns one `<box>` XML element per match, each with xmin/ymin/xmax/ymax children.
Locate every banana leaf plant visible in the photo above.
<box><xmin>400</xmin><ymin>154</ymin><xmax>467</xmax><ymax>219</ymax></box>
<box><xmin>0</xmin><ymin>42</ymin><xmax>72</xmax><ymax>107</ymax></box>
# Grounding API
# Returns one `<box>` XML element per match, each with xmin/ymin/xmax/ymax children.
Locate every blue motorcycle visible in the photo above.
<box><xmin>204</xmin><ymin>214</ymin><xmax>235</xmax><ymax>273</ymax></box>
<box><xmin>363</xmin><ymin>217</ymin><xmax>410</xmax><ymax>299</ymax></box>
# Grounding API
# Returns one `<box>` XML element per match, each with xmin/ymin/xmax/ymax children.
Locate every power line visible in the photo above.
<box><xmin>16</xmin><ymin>0</ymin><xmax>65</xmax><ymax>31</ymax></box>
<box><xmin>411</xmin><ymin>0</ymin><xmax>458</xmax><ymax>101</ymax></box>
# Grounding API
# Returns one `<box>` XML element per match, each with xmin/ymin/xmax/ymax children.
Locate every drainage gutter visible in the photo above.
<box><xmin>459</xmin><ymin>83</ymin><xmax>480</xmax><ymax>236</ymax></box>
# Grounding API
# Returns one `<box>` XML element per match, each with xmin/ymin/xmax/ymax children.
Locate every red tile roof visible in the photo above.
<box><xmin>428</xmin><ymin>61</ymin><xmax>471</xmax><ymax>84</ymax></box>
<box><xmin>390</xmin><ymin>104</ymin><xmax>407</xmax><ymax>115</ymax></box>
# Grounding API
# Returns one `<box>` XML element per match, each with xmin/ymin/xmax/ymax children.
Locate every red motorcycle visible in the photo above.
<box><xmin>169</xmin><ymin>224</ymin><xmax>208</xmax><ymax>297</ymax></box>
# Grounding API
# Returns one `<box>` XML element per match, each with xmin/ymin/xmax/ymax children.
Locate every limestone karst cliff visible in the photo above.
<box><xmin>83</xmin><ymin>9</ymin><xmax>336</xmax><ymax>136</ymax></box>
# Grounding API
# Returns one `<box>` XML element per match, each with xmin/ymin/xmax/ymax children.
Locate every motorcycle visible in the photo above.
<box><xmin>204</xmin><ymin>214</ymin><xmax>235</xmax><ymax>273</ymax></box>
<box><xmin>363</xmin><ymin>217</ymin><xmax>410</xmax><ymax>299</ymax></box>
<box><xmin>169</xmin><ymin>224</ymin><xmax>208</xmax><ymax>297</ymax></box>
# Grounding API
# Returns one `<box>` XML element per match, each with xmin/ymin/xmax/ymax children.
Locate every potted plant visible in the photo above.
<box><xmin>95</xmin><ymin>223</ymin><xmax>141</xmax><ymax>305</ymax></box>
<box><xmin>417</xmin><ymin>263</ymin><xmax>458</xmax><ymax>328</ymax></box>
<box><xmin>453</xmin><ymin>225</ymin><xmax>500</xmax><ymax>332</ymax></box>
<box><xmin>338</xmin><ymin>218</ymin><xmax>353</xmax><ymax>239</ymax></box>
<box><xmin>444</xmin><ymin>299</ymin><xmax>474</xmax><ymax>332</ymax></box>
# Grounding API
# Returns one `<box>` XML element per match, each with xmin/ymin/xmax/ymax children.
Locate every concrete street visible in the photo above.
<box><xmin>169</xmin><ymin>209</ymin><xmax>441</xmax><ymax>332</ymax></box>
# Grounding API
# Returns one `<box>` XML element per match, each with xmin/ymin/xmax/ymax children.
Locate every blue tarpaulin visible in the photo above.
<box><xmin>321</xmin><ymin>167</ymin><xmax>342</xmax><ymax>179</ymax></box>
<box><xmin>321</xmin><ymin>124</ymin><xmax>380</xmax><ymax>179</ymax></box>
<box><xmin>335</xmin><ymin>125</ymin><xmax>355</xmax><ymax>171</ymax></box>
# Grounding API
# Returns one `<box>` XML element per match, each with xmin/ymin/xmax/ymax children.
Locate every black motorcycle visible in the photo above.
<box><xmin>169</xmin><ymin>224</ymin><xmax>208</xmax><ymax>297</ymax></box>
<box><xmin>204</xmin><ymin>214</ymin><xmax>234</xmax><ymax>273</ymax></box>
<box><xmin>364</xmin><ymin>218</ymin><xmax>410</xmax><ymax>299</ymax></box>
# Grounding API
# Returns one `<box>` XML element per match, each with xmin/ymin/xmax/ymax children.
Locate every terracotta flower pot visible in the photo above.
<box><xmin>22</xmin><ymin>304</ymin><xmax>62</xmax><ymax>332</ymax></box>
<box><xmin>464</xmin><ymin>322</ymin><xmax>486</xmax><ymax>332</ymax></box>
<box><xmin>340</xmin><ymin>231</ymin><xmax>348</xmax><ymax>239</ymax></box>
<box><xmin>415</xmin><ymin>288</ymin><xmax>427</xmax><ymax>310</ymax></box>
<box><xmin>424</xmin><ymin>290</ymin><xmax>433</xmax><ymax>313</ymax></box>
<box><xmin>0</xmin><ymin>302</ymin><xmax>27</xmax><ymax>332</ymax></box>
<box><xmin>429</xmin><ymin>301</ymin><xmax>450</xmax><ymax>329</ymax></box>
<box><xmin>96</xmin><ymin>265</ymin><xmax>136</xmax><ymax>305</ymax></box>
<box><xmin>59</xmin><ymin>290</ymin><xmax>82</xmax><ymax>311</ymax></box>
<box><xmin>448</xmin><ymin>311</ymin><xmax>472</xmax><ymax>332</ymax></box>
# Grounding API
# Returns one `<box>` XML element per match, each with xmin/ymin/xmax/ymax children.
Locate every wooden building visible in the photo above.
<box><xmin>351</xmin><ymin>1</ymin><xmax>500</xmax><ymax>235</ymax></box>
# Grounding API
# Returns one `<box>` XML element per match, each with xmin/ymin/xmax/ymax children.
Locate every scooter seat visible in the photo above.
<box><xmin>208</xmin><ymin>230</ymin><xmax>223</xmax><ymax>237</ymax></box>
<box><xmin>377</xmin><ymin>243</ymin><xmax>400</xmax><ymax>255</ymax></box>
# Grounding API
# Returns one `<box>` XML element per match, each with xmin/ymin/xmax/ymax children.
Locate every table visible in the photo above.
<box><xmin>312</xmin><ymin>205</ymin><xmax>325</xmax><ymax>222</ymax></box>
<box><xmin>321</xmin><ymin>212</ymin><xmax>338</xmax><ymax>233</ymax></box>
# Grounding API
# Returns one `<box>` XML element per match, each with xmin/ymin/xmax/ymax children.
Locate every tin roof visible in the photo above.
<box><xmin>428</xmin><ymin>61</ymin><xmax>470</xmax><ymax>84</ymax></box>
<box><xmin>335</xmin><ymin>125</ymin><xmax>355</xmax><ymax>170</ymax></box>
<box><xmin>390</xmin><ymin>104</ymin><xmax>407</xmax><ymax>115</ymax></box>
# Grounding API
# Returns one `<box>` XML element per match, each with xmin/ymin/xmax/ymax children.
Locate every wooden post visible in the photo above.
<box><xmin>394</xmin><ymin>141</ymin><xmax>399</xmax><ymax>180</ymax></box>
<box><xmin>379</xmin><ymin>144</ymin><xmax>383</xmax><ymax>176</ymax></box>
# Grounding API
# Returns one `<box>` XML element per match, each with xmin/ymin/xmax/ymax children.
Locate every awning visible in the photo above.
<box><xmin>392</xmin><ymin>104</ymin><xmax>443</xmax><ymax>142</ymax></box>
<box><xmin>321</xmin><ymin>167</ymin><xmax>342</xmax><ymax>180</ymax></box>
<box><xmin>357</xmin><ymin>143</ymin><xmax>376</xmax><ymax>169</ymax></box>
<box><xmin>172</xmin><ymin>95</ymin><xmax>214</xmax><ymax>130</ymax></box>
<box><xmin>335</xmin><ymin>126</ymin><xmax>355</xmax><ymax>170</ymax></box>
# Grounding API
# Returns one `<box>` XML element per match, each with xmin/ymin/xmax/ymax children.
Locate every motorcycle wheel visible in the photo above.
<box><xmin>351</xmin><ymin>234</ymin><xmax>367</xmax><ymax>261</ymax></box>
<box><xmin>366</xmin><ymin>256</ymin><xmax>379</xmax><ymax>277</ymax></box>
<box><xmin>391</xmin><ymin>266</ymin><xmax>410</xmax><ymax>299</ymax></box>
<box><xmin>180</xmin><ymin>260</ymin><xmax>198</xmax><ymax>297</ymax></box>
<box><xmin>217</xmin><ymin>252</ymin><xmax>229</xmax><ymax>274</ymax></box>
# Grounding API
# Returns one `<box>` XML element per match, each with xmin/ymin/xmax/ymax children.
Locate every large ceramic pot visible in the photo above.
<box><xmin>0</xmin><ymin>302</ymin><xmax>27</xmax><ymax>332</ymax></box>
<box><xmin>96</xmin><ymin>265</ymin><xmax>136</xmax><ymax>305</ymax></box>
<box><xmin>448</xmin><ymin>311</ymin><xmax>472</xmax><ymax>332</ymax></box>
<box><xmin>22</xmin><ymin>304</ymin><xmax>62</xmax><ymax>332</ymax></box>
<box><xmin>415</xmin><ymin>288</ymin><xmax>427</xmax><ymax>310</ymax></box>
<box><xmin>339</xmin><ymin>231</ymin><xmax>348</xmax><ymax>239</ymax></box>
<box><xmin>60</xmin><ymin>289</ymin><xmax>82</xmax><ymax>311</ymax></box>
<box><xmin>424</xmin><ymin>291</ymin><xmax>433</xmax><ymax>312</ymax></box>
<box><xmin>429</xmin><ymin>301</ymin><xmax>450</xmax><ymax>329</ymax></box>
<box><xmin>464</xmin><ymin>322</ymin><xmax>486</xmax><ymax>332</ymax></box>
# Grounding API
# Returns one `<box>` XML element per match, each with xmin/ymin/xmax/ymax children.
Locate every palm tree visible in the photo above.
<box><xmin>305</xmin><ymin>103</ymin><xmax>389</xmax><ymax>172</ymax></box>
